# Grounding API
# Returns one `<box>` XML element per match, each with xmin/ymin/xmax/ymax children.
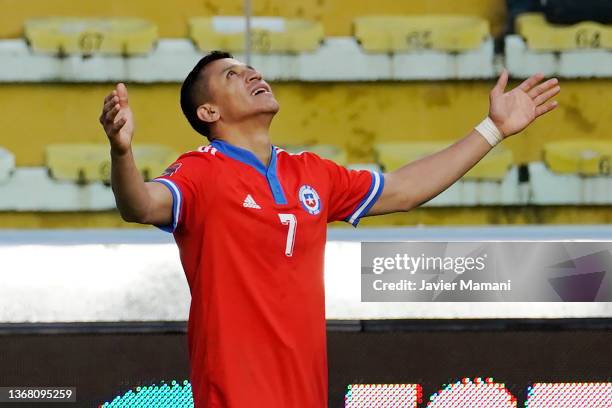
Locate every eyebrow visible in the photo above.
<box><xmin>220</xmin><ymin>63</ymin><xmax>256</xmax><ymax>75</ymax></box>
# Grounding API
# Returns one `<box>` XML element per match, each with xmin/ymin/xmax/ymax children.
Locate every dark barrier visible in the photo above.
<box><xmin>0</xmin><ymin>320</ymin><xmax>610</xmax><ymax>407</ymax></box>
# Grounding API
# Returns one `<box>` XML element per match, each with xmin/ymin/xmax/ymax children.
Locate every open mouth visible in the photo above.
<box><xmin>251</xmin><ymin>87</ymin><xmax>270</xmax><ymax>96</ymax></box>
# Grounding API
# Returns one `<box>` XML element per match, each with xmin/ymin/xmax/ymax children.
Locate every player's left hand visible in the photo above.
<box><xmin>488</xmin><ymin>69</ymin><xmax>560</xmax><ymax>138</ymax></box>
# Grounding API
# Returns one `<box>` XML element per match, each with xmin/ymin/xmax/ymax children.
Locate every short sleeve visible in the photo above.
<box><xmin>322</xmin><ymin>158</ymin><xmax>385</xmax><ymax>227</ymax></box>
<box><xmin>151</xmin><ymin>154</ymin><xmax>201</xmax><ymax>233</ymax></box>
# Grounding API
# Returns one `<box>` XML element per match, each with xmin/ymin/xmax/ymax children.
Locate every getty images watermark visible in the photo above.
<box><xmin>361</xmin><ymin>242</ymin><xmax>612</xmax><ymax>302</ymax></box>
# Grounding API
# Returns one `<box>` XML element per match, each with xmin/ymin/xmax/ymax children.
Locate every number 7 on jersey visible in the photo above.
<box><xmin>278</xmin><ymin>214</ymin><xmax>297</xmax><ymax>257</ymax></box>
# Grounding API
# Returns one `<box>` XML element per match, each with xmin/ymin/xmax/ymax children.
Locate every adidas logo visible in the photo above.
<box><xmin>243</xmin><ymin>194</ymin><xmax>261</xmax><ymax>209</ymax></box>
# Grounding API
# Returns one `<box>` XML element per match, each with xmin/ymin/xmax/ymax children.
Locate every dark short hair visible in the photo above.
<box><xmin>180</xmin><ymin>50</ymin><xmax>233</xmax><ymax>139</ymax></box>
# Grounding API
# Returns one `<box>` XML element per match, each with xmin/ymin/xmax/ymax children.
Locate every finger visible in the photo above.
<box><xmin>103</xmin><ymin>90</ymin><xmax>118</xmax><ymax>103</ymax></box>
<box><xmin>100</xmin><ymin>94</ymin><xmax>118</xmax><ymax>124</ymax></box>
<box><xmin>491</xmin><ymin>68</ymin><xmax>508</xmax><ymax>96</ymax></box>
<box><xmin>105</xmin><ymin>104</ymin><xmax>120</xmax><ymax>123</ymax></box>
<box><xmin>117</xmin><ymin>83</ymin><xmax>129</xmax><ymax>107</ymax></box>
<box><xmin>528</xmin><ymin>77</ymin><xmax>559</xmax><ymax>99</ymax></box>
<box><xmin>535</xmin><ymin>100</ymin><xmax>558</xmax><ymax>117</ymax></box>
<box><xmin>533</xmin><ymin>85</ymin><xmax>560</xmax><ymax>106</ymax></box>
<box><xmin>518</xmin><ymin>72</ymin><xmax>545</xmax><ymax>92</ymax></box>
<box><xmin>111</xmin><ymin>117</ymin><xmax>127</xmax><ymax>131</ymax></box>
<box><xmin>104</xmin><ymin>90</ymin><xmax>119</xmax><ymax>104</ymax></box>
<box><xmin>103</xmin><ymin>96</ymin><xmax>119</xmax><ymax>113</ymax></box>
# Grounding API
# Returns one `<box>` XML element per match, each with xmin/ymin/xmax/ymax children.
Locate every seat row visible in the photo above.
<box><xmin>0</xmin><ymin>140</ymin><xmax>611</xmax><ymax>211</ymax></box>
<box><xmin>21</xmin><ymin>14</ymin><xmax>611</xmax><ymax>55</ymax></box>
<box><xmin>22</xmin><ymin>15</ymin><xmax>487</xmax><ymax>55</ymax></box>
<box><xmin>31</xmin><ymin>140</ymin><xmax>612</xmax><ymax>183</ymax></box>
<box><xmin>0</xmin><ymin>14</ymin><xmax>609</xmax><ymax>81</ymax></box>
<box><xmin>2</xmin><ymin>140</ymin><xmax>612</xmax><ymax>182</ymax></box>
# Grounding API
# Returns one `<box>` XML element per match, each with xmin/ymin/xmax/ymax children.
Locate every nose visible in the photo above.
<box><xmin>246</xmin><ymin>67</ymin><xmax>262</xmax><ymax>83</ymax></box>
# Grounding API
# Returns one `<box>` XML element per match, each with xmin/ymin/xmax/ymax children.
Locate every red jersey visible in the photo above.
<box><xmin>153</xmin><ymin>139</ymin><xmax>384</xmax><ymax>408</ymax></box>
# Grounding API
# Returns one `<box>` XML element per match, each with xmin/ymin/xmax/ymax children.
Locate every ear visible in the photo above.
<box><xmin>196</xmin><ymin>103</ymin><xmax>220</xmax><ymax>124</ymax></box>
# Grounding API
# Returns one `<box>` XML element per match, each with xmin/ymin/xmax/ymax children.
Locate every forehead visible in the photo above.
<box><xmin>207</xmin><ymin>58</ymin><xmax>248</xmax><ymax>76</ymax></box>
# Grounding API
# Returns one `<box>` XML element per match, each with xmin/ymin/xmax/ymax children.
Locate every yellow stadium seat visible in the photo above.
<box><xmin>189</xmin><ymin>16</ymin><xmax>324</xmax><ymax>53</ymax></box>
<box><xmin>374</xmin><ymin>142</ymin><xmax>513</xmax><ymax>181</ymax></box>
<box><xmin>353</xmin><ymin>15</ymin><xmax>490</xmax><ymax>52</ymax></box>
<box><xmin>544</xmin><ymin>140</ymin><xmax>612</xmax><ymax>176</ymax></box>
<box><xmin>279</xmin><ymin>144</ymin><xmax>348</xmax><ymax>166</ymax></box>
<box><xmin>46</xmin><ymin>144</ymin><xmax>177</xmax><ymax>184</ymax></box>
<box><xmin>24</xmin><ymin>17</ymin><xmax>158</xmax><ymax>55</ymax></box>
<box><xmin>516</xmin><ymin>13</ymin><xmax>612</xmax><ymax>51</ymax></box>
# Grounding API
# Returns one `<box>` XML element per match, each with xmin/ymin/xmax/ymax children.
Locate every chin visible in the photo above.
<box><xmin>269</xmin><ymin>101</ymin><xmax>280</xmax><ymax>113</ymax></box>
<box><xmin>259</xmin><ymin>100</ymin><xmax>280</xmax><ymax>114</ymax></box>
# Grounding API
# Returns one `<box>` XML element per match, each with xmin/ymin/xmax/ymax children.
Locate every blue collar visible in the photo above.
<box><xmin>211</xmin><ymin>139</ymin><xmax>287</xmax><ymax>205</ymax></box>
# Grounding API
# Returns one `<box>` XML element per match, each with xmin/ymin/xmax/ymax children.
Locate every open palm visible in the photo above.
<box><xmin>489</xmin><ymin>70</ymin><xmax>560</xmax><ymax>138</ymax></box>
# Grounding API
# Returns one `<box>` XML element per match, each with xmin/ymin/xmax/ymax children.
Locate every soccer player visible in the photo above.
<box><xmin>99</xmin><ymin>51</ymin><xmax>560</xmax><ymax>407</ymax></box>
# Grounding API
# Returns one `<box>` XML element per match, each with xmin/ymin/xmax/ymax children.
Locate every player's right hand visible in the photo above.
<box><xmin>99</xmin><ymin>83</ymin><xmax>135</xmax><ymax>155</ymax></box>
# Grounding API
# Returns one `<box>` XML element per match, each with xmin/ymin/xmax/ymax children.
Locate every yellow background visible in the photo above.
<box><xmin>1</xmin><ymin>0</ymin><xmax>611</xmax><ymax>227</ymax></box>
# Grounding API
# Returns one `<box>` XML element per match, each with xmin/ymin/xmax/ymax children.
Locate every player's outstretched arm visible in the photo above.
<box><xmin>99</xmin><ymin>83</ymin><xmax>173</xmax><ymax>226</ymax></box>
<box><xmin>368</xmin><ymin>69</ymin><xmax>560</xmax><ymax>216</ymax></box>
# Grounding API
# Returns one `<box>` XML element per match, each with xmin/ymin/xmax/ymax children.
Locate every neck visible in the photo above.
<box><xmin>213</xmin><ymin>115</ymin><xmax>273</xmax><ymax>166</ymax></box>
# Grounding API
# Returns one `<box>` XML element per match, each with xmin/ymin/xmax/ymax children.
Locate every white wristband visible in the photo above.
<box><xmin>475</xmin><ymin>117</ymin><xmax>504</xmax><ymax>147</ymax></box>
